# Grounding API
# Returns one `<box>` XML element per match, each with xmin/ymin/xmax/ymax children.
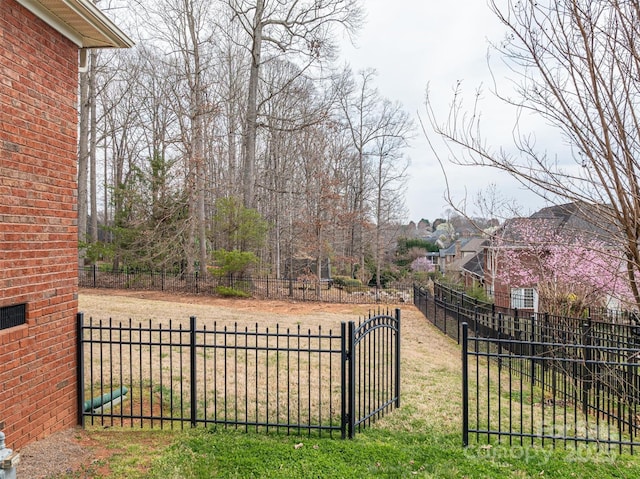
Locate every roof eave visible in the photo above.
<box><xmin>16</xmin><ymin>0</ymin><xmax>134</xmax><ymax>48</ymax></box>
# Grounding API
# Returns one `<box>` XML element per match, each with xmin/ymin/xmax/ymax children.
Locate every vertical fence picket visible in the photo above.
<box><xmin>190</xmin><ymin>316</ymin><xmax>197</xmax><ymax>428</ymax></box>
<box><xmin>462</xmin><ymin>322</ymin><xmax>469</xmax><ymax>447</ymax></box>
<box><xmin>307</xmin><ymin>327</ymin><xmax>312</xmax><ymax>436</ymax></box>
<box><xmin>347</xmin><ymin>320</ymin><xmax>355</xmax><ymax>439</ymax></box>
<box><xmin>416</xmin><ymin>282</ymin><xmax>640</xmax><ymax>454</ymax></box>
<box><xmin>395</xmin><ymin>308</ymin><xmax>401</xmax><ymax>408</ymax></box>
<box><xmin>76</xmin><ymin>313</ymin><xmax>85</xmax><ymax>427</ymax></box>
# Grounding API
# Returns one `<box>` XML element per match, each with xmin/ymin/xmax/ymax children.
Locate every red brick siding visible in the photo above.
<box><xmin>0</xmin><ymin>0</ymin><xmax>79</xmax><ymax>448</ymax></box>
<box><xmin>484</xmin><ymin>247</ymin><xmax>538</xmax><ymax>310</ymax></box>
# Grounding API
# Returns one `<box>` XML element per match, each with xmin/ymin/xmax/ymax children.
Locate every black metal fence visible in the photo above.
<box><xmin>79</xmin><ymin>266</ymin><xmax>413</xmax><ymax>304</ymax></box>
<box><xmin>414</xmin><ymin>283</ymin><xmax>640</xmax><ymax>454</ymax></box>
<box><xmin>77</xmin><ymin>309</ymin><xmax>400</xmax><ymax>439</ymax></box>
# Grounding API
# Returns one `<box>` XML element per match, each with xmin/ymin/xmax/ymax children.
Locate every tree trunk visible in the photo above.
<box><xmin>78</xmin><ymin>67</ymin><xmax>89</xmax><ymax>265</ymax></box>
<box><xmin>242</xmin><ymin>0</ymin><xmax>264</xmax><ymax>209</ymax></box>
<box><xmin>89</xmin><ymin>49</ymin><xmax>98</xmax><ymax>244</ymax></box>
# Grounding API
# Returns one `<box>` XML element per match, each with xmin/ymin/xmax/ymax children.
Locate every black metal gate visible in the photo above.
<box><xmin>346</xmin><ymin>309</ymin><xmax>401</xmax><ymax>437</ymax></box>
<box><xmin>77</xmin><ymin>309</ymin><xmax>400</xmax><ymax>439</ymax></box>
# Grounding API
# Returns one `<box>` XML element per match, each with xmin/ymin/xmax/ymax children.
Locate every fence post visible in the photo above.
<box><xmin>92</xmin><ymin>264</ymin><xmax>97</xmax><ymax>288</ymax></box>
<box><xmin>472</xmin><ymin>305</ymin><xmax>478</xmax><ymax>337</ymax></box>
<box><xmin>491</xmin><ymin>303</ymin><xmax>496</xmax><ymax>339</ymax></box>
<box><xmin>540</xmin><ymin>312</ymin><xmax>549</xmax><ymax>384</ymax></box>
<box><xmin>581</xmin><ymin>317</ymin><xmax>592</xmax><ymax>415</ymax></box>
<box><xmin>492</xmin><ymin>303</ymin><xmax>496</xmax><ymax>327</ymax></box>
<box><xmin>462</xmin><ymin>322</ymin><xmax>469</xmax><ymax>447</ymax></box>
<box><xmin>340</xmin><ymin>322</ymin><xmax>347</xmax><ymax>439</ymax></box>
<box><xmin>76</xmin><ymin>312</ymin><xmax>85</xmax><ymax>427</ymax></box>
<box><xmin>455</xmin><ymin>299</ymin><xmax>460</xmax><ymax>344</ymax></box>
<box><xmin>443</xmin><ymin>297</ymin><xmax>449</xmax><ymax>336</ymax></box>
<box><xmin>395</xmin><ymin>308</ymin><xmax>401</xmax><ymax>408</ymax></box>
<box><xmin>629</xmin><ymin>324</ymin><xmax>640</xmax><ymax>410</ymax></box>
<box><xmin>419</xmin><ymin>289</ymin><xmax>428</xmax><ymax>319</ymax></box>
<box><xmin>190</xmin><ymin>316</ymin><xmax>197</xmax><ymax>428</ymax></box>
<box><xmin>529</xmin><ymin>313</ymin><xmax>538</xmax><ymax>385</ymax></box>
<box><xmin>347</xmin><ymin>321</ymin><xmax>355</xmax><ymax>439</ymax></box>
<box><xmin>513</xmin><ymin>308</ymin><xmax>519</xmax><ymax>352</ymax></box>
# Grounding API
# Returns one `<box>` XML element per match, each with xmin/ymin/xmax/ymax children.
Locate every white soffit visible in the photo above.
<box><xmin>16</xmin><ymin>0</ymin><xmax>134</xmax><ymax>48</ymax></box>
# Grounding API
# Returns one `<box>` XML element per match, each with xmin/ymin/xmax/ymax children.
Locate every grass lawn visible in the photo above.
<box><xmin>60</xmin><ymin>291</ymin><xmax>640</xmax><ymax>478</ymax></box>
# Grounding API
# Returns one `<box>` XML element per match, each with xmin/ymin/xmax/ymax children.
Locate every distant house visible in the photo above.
<box><xmin>483</xmin><ymin>202</ymin><xmax>619</xmax><ymax>313</ymax></box>
<box><xmin>423</xmin><ymin>222</ymin><xmax>455</xmax><ymax>249</ymax></box>
<box><xmin>460</xmin><ymin>243</ymin><xmax>487</xmax><ymax>290</ymax></box>
<box><xmin>425</xmin><ymin>236</ymin><xmax>488</xmax><ymax>284</ymax></box>
<box><xmin>0</xmin><ymin>0</ymin><xmax>131</xmax><ymax>448</ymax></box>
<box><xmin>416</xmin><ymin>219</ymin><xmax>431</xmax><ymax>236</ymax></box>
<box><xmin>443</xmin><ymin>237</ymin><xmax>488</xmax><ymax>284</ymax></box>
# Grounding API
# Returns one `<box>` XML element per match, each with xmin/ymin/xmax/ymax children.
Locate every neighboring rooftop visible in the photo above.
<box><xmin>528</xmin><ymin>201</ymin><xmax>615</xmax><ymax>241</ymax></box>
<box><xmin>461</xmin><ymin>249</ymin><xmax>485</xmax><ymax>279</ymax></box>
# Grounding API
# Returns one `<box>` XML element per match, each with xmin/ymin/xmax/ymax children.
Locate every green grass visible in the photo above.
<box><xmin>83</xmin><ymin>426</ymin><xmax>639</xmax><ymax>479</ymax></box>
<box><xmin>65</xmin><ymin>425</ymin><xmax>640</xmax><ymax>479</ymax></box>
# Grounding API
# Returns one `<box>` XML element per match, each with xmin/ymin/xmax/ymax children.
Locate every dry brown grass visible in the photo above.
<box><xmin>79</xmin><ymin>289</ymin><xmax>465</xmax><ymax>434</ymax></box>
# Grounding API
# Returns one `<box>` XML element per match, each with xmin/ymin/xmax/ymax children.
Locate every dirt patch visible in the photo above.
<box><xmin>19</xmin><ymin>426</ymin><xmax>175</xmax><ymax>479</ymax></box>
<box><xmin>18</xmin><ymin>427</ymin><xmax>103</xmax><ymax>479</ymax></box>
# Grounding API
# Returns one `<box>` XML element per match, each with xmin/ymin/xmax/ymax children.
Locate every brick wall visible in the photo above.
<box><xmin>0</xmin><ymin>0</ymin><xmax>79</xmax><ymax>448</ymax></box>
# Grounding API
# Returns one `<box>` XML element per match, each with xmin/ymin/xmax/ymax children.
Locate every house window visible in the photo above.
<box><xmin>510</xmin><ymin>288</ymin><xmax>536</xmax><ymax>310</ymax></box>
<box><xmin>0</xmin><ymin>303</ymin><xmax>26</xmax><ymax>330</ymax></box>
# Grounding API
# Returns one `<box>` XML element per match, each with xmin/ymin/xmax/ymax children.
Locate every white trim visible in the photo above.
<box><xmin>15</xmin><ymin>0</ymin><xmax>133</xmax><ymax>48</ymax></box>
<box><xmin>61</xmin><ymin>0</ymin><xmax>133</xmax><ymax>46</ymax></box>
<box><xmin>17</xmin><ymin>0</ymin><xmax>83</xmax><ymax>45</ymax></box>
<box><xmin>78</xmin><ymin>47</ymin><xmax>88</xmax><ymax>72</ymax></box>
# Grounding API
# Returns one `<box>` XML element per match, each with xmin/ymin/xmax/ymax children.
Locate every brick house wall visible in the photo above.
<box><xmin>484</xmin><ymin>243</ymin><xmax>541</xmax><ymax>312</ymax></box>
<box><xmin>0</xmin><ymin>0</ymin><xmax>80</xmax><ymax>448</ymax></box>
<box><xmin>484</xmin><ymin>251</ymin><xmax>512</xmax><ymax>309</ymax></box>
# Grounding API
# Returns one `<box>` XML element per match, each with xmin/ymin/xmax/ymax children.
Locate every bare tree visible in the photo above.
<box><xmin>97</xmin><ymin>51</ymin><xmax>148</xmax><ymax>270</ymax></box>
<box><xmin>369</xmin><ymin>99</ymin><xmax>412</xmax><ymax>288</ymax></box>
<box><xmin>225</xmin><ymin>0</ymin><xmax>364</xmax><ymax>208</ymax></box>
<box><xmin>89</xmin><ymin>49</ymin><xmax>99</xmax><ymax>245</ymax></box>
<box><xmin>78</xmin><ymin>63</ymin><xmax>90</xmax><ymax>259</ymax></box>
<box><xmin>426</xmin><ymin>0</ymin><xmax>640</xmax><ymax>308</ymax></box>
<box><xmin>143</xmin><ymin>0</ymin><xmax>217</xmax><ymax>275</ymax></box>
<box><xmin>336</xmin><ymin>68</ymin><xmax>412</xmax><ymax>283</ymax></box>
<box><xmin>82</xmin><ymin>0</ymin><xmax>417</xmax><ymax>284</ymax></box>
<box><xmin>213</xmin><ymin>17</ymin><xmax>248</xmax><ymax>200</ymax></box>
<box><xmin>256</xmin><ymin>57</ymin><xmax>338</xmax><ymax>275</ymax></box>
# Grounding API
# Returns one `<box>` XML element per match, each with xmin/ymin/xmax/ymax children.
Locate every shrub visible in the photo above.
<box><xmin>333</xmin><ymin>276</ymin><xmax>361</xmax><ymax>288</ymax></box>
<box><xmin>210</xmin><ymin>249</ymin><xmax>257</xmax><ymax>278</ymax></box>
<box><xmin>465</xmin><ymin>283</ymin><xmax>492</xmax><ymax>303</ymax></box>
<box><xmin>79</xmin><ymin>241</ymin><xmax>114</xmax><ymax>265</ymax></box>
<box><xmin>214</xmin><ymin>285</ymin><xmax>251</xmax><ymax>298</ymax></box>
<box><xmin>332</xmin><ymin>276</ymin><xmax>371</xmax><ymax>293</ymax></box>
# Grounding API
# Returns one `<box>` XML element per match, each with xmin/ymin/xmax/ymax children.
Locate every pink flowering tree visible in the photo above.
<box><xmin>410</xmin><ymin>256</ymin><xmax>435</xmax><ymax>273</ymax></box>
<box><xmin>491</xmin><ymin>218</ymin><xmax>634</xmax><ymax>316</ymax></box>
